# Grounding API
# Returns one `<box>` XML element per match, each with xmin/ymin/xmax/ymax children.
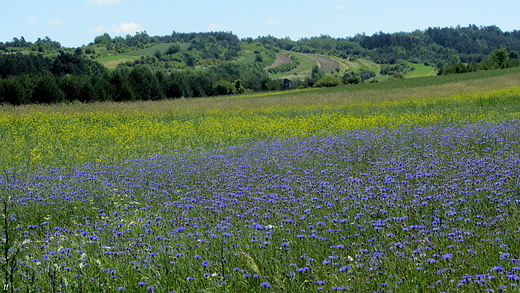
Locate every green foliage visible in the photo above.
<box><xmin>94</xmin><ymin>33</ymin><xmax>112</xmax><ymax>45</ymax></box>
<box><xmin>490</xmin><ymin>48</ymin><xmax>508</xmax><ymax>67</ymax></box>
<box><xmin>311</xmin><ymin>65</ymin><xmax>324</xmax><ymax>80</ymax></box>
<box><xmin>0</xmin><ymin>53</ymin><xmax>52</xmax><ymax>78</ymax></box>
<box><xmin>267</xmin><ymin>55</ymin><xmax>300</xmax><ymax>74</ymax></box>
<box><xmin>340</xmin><ymin>70</ymin><xmax>375</xmax><ymax>84</ymax></box>
<box><xmin>212</xmin><ymin>80</ymin><xmax>235</xmax><ymax>95</ymax></box>
<box><xmin>357</xmin><ymin>70</ymin><xmax>377</xmax><ymax>81</ymax></box>
<box><xmin>166</xmin><ymin>44</ymin><xmax>181</xmax><ymax>55</ymax></box>
<box><xmin>254</xmin><ymin>54</ymin><xmax>263</xmax><ymax>63</ymax></box>
<box><xmin>313</xmin><ymin>75</ymin><xmax>342</xmax><ymax>87</ymax></box>
<box><xmin>438</xmin><ymin>48</ymin><xmax>520</xmax><ymax>75</ymax></box>
<box><xmin>379</xmin><ymin>60</ymin><xmax>415</xmax><ymax>75</ymax></box>
<box><xmin>346</xmin><ymin>75</ymin><xmax>362</xmax><ymax>84</ymax></box>
<box><xmin>2</xmin><ymin>25</ymin><xmax>520</xmax><ymax>104</ymax></box>
<box><xmin>389</xmin><ymin>71</ymin><xmax>406</xmax><ymax>80</ymax></box>
<box><xmin>0</xmin><ymin>53</ymin><xmax>275</xmax><ymax>104</ymax></box>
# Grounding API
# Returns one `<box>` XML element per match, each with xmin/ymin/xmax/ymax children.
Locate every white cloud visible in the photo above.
<box><xmin>49</xmin><ymin>19</ymin><xmax>62</xmax><ymax>24</ymax></box>
<box><xmin>91</xmin><ymin>0</ymin><xmax>125</xmax><ymax>4</ymax></box>
<box><xmin>334</xmin><ymin>5</ymin><xmax>347</xmax><ymax>10</ymax></box>
<box><xmin>26</xmin><ymin>17</ymin><xmax>38</xmax><ymax>23</ymax></box>
<box><xmin>264</xmin><ymin>16</ymin><xmax>278</xmax><ymax>26</ymax></box>
<box><xmin>110</xmin><ymin>22</ymin><xmax>142</xmax><ymax>34</ymax></box>
<box><xmin>207</xmin><ymin>23</ymin><xmax>237</xmax><ymax>31</ymax></box>
<box><xmin>93</xmin><ymin>25</ymin><xmax>105</xmax><ymax>32</ymax></box>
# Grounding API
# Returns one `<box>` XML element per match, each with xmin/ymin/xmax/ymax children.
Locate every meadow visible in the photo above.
<box><xmin>1</xmin><ymin>69</ymin><xmax>520</xmax><ymax>292</ymax></box>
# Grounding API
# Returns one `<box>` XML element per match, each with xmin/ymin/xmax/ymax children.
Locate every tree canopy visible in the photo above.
<box><xmin>2</xmin><ymin>25</ymin><xmax>520</xmax><ymax>105</ymax></box>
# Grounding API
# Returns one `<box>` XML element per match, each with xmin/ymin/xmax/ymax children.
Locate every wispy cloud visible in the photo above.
<box><xmin>334</xmin><ymin>5</ymin><xmax>347</xmax><ymax>10</ymax></box>
<box><xmin>91</xmin><ymin>0</ymin><xmax>125</xmax><ymax>4</ymax></box>
<box><xmin>93</xmin><ymin>25</ymin><xmax>105</xmax><ymax>32</ymax></box>
<box><xmin>110</xmin><ymin>22</ymin><xmax>142</xmax><ymax>34</ymax></box>
<box><xmin>48</xmin><ymin>19</ymin><xmax>62</xmax><ymax>24</ymax></box>
<box><xmin>264</xmin><ymin>16</ymin><xmax>278</xmax><ymax>26</ymax></box>
<box><xmin>208</xmin><ymin>23</ymin><xmax>237</xmax><ymax>31</ymax></box>
<box><xmin>26</xmin><ymin>17</ymin><xmax>38</xmax><ymax>23</ymax></box>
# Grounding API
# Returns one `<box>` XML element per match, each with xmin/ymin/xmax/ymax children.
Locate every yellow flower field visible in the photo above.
<box><xmin>1</xmin><ymin>86</ymin><xmax>519</xmax><ymax>169</ymax></box>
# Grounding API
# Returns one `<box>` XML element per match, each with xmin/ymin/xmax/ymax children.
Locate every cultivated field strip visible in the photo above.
<box><xmin>305</xmin><ymin>54</ymin><xmax>340</xmax><ymax>74</ymax></box>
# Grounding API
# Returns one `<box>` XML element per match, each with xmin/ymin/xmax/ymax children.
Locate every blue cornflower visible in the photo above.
<box><xmin>339</xmin><ymin>266</ymin><xmax>350</xmax><ymax>272</ymax></box>
<box><xmin>491</xmin><ymin>265</ymin><xmax>504</xmax><ymax>271</ymax></box>
<box><xmin>260</xmin><ymin>282</ymin><xmax>270</xmax><ymax>288</ymax></box>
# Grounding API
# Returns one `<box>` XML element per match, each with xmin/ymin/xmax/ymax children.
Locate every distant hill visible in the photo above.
<box><xmin>1</xmin><ymin>25</ymin><xmax>519</xmax><ymax>105</ymax></box>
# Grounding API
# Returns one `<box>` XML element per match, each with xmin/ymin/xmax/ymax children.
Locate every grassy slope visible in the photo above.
<box><xmin>406</xmin><ymin>63</ymin><xmax>437</xmax><ymax>78</ymax></box>
<box><xmin>95</xmin><ymin>43</ymin><xmax>190</xmax><ymax>68</ymax></box>
<box><xmin>94</xmin><ymin>55</ymin><xmax>139</xmax><ymax>69</ymax></box>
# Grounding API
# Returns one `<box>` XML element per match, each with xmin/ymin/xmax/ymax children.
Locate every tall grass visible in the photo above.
<box><xmin>1</xmin><ymin>121</ymin><xmax>519</xmax><ymax>292</ymax></box>
<box><xmin>1</xmin><ymin>68</ymin><xmax>520</xmax><ymax>292</ymax></box>
<box><xmin>1</xmin><ymin>70</ymin><xmax>520</xmax><ymax>169</ymax></box>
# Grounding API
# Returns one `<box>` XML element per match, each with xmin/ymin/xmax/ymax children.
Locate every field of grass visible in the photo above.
<box><xmin>1</xmin><ymin>68</ymin><xmax>520</xmax><ymax>292</ymax></box>
<box><xmin>406</xmin><ymin>63</ymin><xmax>437</xmax><ymax>78</ymax></box>
<box><xmin>236</xmin><ymin>52</ymin><xmax>258</xmax><ymax>64</ymax></box>
<box><xmin>237</xmin><ymin>51</ymin><xmax>272</xmax><ymax>65</ymax></box>
<box><xmin>94</xmin><ymin>55</ymin><xmax>140</xmax><ymax>69</ymax></box>
<box><xmin>344</xmin><ymin>57</ymin><xmax>381</xmax><ymax>74</ymax></box>
<box><xmin>94</xmin><ymin>43</ymin><xmax>190</xmax><ymax>68</ymax></box>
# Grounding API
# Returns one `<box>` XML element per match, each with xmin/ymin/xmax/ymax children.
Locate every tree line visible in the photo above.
<box><xmin>438</xmin><ymin>48</ymin><xmax>520</xmax><ymax>75</ymax></box>
<box><xmin>0</xmin><ymin>51</ymin><xmax>281</xmax><ymax>105</ymax></box>
<box><xmin>2</xmin><ymin>25</ymin><xmax>520</xmax><ymax>105</ymax></box>
<box><xmin>251</xmin><ymin>25</ymin><xmax>520</xmax><ymax>69</ymax></box>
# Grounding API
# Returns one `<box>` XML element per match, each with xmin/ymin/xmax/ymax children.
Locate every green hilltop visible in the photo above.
<box><xmin>1</xmin><ymin>25</ymin><xmax>520</xmax><ymax>104</ymax></box>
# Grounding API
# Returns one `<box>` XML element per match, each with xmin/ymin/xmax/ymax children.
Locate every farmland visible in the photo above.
<box><xmin>305</xmin><ymin>54</ymin><xmax>340</xmax><ymax>74</ymax></box>
<box><xmin>94</xmin><ymin>55</ymin><xmax>140</xmax><ymax>69</ymax></box>
<box><xmin>1</xmin><ymin>68</ymin><xmax>520</xmax><ymax>292</ymax></box>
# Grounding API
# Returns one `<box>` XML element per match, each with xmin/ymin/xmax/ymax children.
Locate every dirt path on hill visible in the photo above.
<box><xmin>305</xmin><ymin>54</ymin><xmax>340</xmax><ymax>74</ymax></box>
<box><xmin>265</xmin><ymin>52</ymin><xmax>293</xmax><ymax>69</ymax></box>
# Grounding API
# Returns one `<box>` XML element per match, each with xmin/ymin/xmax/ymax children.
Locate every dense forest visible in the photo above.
<box><xmin>1</xmin><ymin>25</ymin><xmax>520</xmax><ymax>105</ymax></box>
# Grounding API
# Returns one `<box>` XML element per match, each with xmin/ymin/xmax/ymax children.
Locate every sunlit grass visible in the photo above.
<box><xmin>1</xmin><ymin>68</ymin><xmax>520</xmax><ymax>292</ymax></box>
<box><xmin>406</xmin><ymin>63</ymin><xmax>436</xmax><ymax>78</ymax></box>
<box><xmin>1</xmin><ymin>82</ymin><xmax>519</xmax><ymax>169</ymax></box>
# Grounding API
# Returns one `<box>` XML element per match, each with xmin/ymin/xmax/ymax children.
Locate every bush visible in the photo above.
<box><xmin>346</xmin><ymin>75</ymin><xmax>362</xmax><ymax>85</ymax></box>
<box><xmin>213</xmin><ymin>80</ymin><xmax>235</xmax><ymax>95</ymax></box>
<box><xmin>313</xmin><ymin>75</ymin><xmax>342</xmax><ymax>87</ymax></box>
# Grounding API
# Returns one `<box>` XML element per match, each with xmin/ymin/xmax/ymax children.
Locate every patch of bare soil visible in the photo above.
<box><xmin>305</xmin><ymin>54</ymin><xmax>339</xmax><ymax>74</ymax></box>
<box><xmin>265</xmin><ymin>53</ymin><xmax>294</xmax><ymax>69</ymax></box>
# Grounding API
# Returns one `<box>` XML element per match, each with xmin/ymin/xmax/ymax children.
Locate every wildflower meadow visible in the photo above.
<box><xmin>1</xmin><ymin>72</ymin><xmax>520</xmax><ymax>292</ymax></box>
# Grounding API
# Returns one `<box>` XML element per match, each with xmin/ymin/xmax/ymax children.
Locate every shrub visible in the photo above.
<box><xmin>313</xmin><ymin>75</ymin><xmax>342</xmax><ymax>87</ymax></box>
<box><xmin>346</xmin><ymin>75</ymin><xmax>362</xmax><ymax>85</ymax></box>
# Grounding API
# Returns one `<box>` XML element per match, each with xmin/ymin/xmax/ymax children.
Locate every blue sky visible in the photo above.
<box><xmin>3</xmin><ymin>0</ymin><xmax>520</xmax><ymax>47</ymax></box>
